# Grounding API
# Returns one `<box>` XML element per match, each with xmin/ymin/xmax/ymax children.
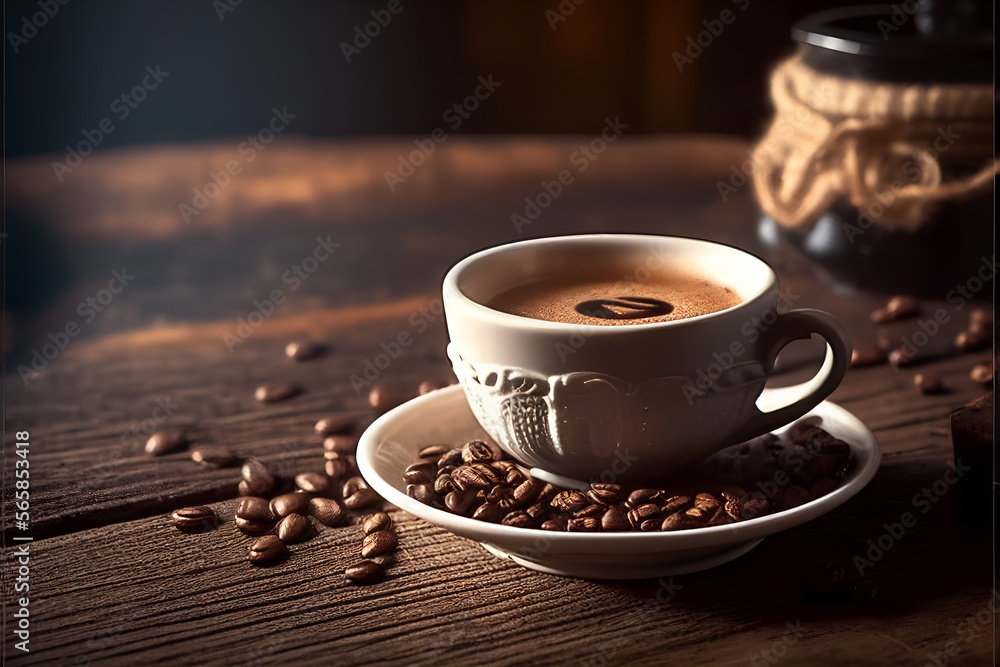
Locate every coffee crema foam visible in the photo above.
<box><xmin>486</xmin><ymin>274</ymin><xmax>741</xmax><ymax>325</ymax></box>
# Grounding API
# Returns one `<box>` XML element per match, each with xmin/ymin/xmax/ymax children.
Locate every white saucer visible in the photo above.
<box><xmin>357</xmin><ymin>385</ymin><xmax>881</xmax><ymax>580</ymax></box>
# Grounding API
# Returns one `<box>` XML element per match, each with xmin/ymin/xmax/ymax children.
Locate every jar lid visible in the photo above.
<box><xmin>792</xmin><ymin>3</ymin><xmax>992</xmax><ymax>83</ymax></box>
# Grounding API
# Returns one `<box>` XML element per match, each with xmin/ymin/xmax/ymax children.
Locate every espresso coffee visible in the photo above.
<box><xmin>486</xmin><ymin>273</ymin><xmax>741</xmax><ymax>325</ymax></box>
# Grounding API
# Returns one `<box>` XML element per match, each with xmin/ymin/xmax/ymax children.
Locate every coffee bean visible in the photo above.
<box><xmin>968</xmin><ymin>308</ymin><xmax>992</xmax><ymax>335</ymax></box>
<box><xmin>406</xmin><ymin>483</ymin><xmax>439</xmax><ymax>506</ymax></box>
<box><xmin>248</xmin><ymin>535</ymin><xmax>289</xmax><ymax>566</ymax></box>
<box><xmin>292</xmin><ymin>472</ymin><xmax>328</xmax><ymax>494</ymax></box>
<box><xmin>363</xmin><ymin>512</ymin><xmax>392</xmax><ymax>534</ymax></box>
<box><xmin>470</xmin><ymin>463</ymin><xmax>502</xmax><ymax>485</ymax></box>
<box><xmin>574</xmin><ymin>504</ymin><xmax>604</xmax><ymax>519</ymax></box>
<box><xmin>627</xmin><ymin>503</ymin><xmax>660</xmax><ymax>529</ymax></box>
<box><xmin>914</xmin><ymin>372</ymin><xmax>947</xmax><ymax>395</ymax></box>
<box><xmin>270</xmin><ymin>493</ymin><xmax>311</xmax><ymax>518</ymax></box>
<box><xmin>236</xmin><ymin>517</ymin><xmax>276</xmax><ymax>536</ymax></box>
<box><xmin>850</xmin><ymin>347</ymin><xmax>886</xmax><ymax>368</ymax></box>
<box><xmin>445</xmin><ymin>490</ymin><xmax>479</xmax><ymax>516</ymax></box>
<box><xmin>524</xmin><ymin>502</ymin><xmax>549</xmax><ymax>519</ymax></box>
<box><xmin>540</xmin><ymin>518</ymin><xmax>567</xmax><ymax>531</ymax></box>
<box><xmin>437</xmin><ymin>449</ymin><xmax>464</xmax><ymax>469</ymax></box>
<box><xmin>705</xmin><ymin>505</ymin><xmax>733</xmax><ymax>526</ymax></box>
<box><xmin>870</xmin><ymin>295</ymin><xmax>919</xmax><ymax>323</ymax></box>
<box><xmin>887</xmin><ymin>348</ymin><xmax>913</xmax><ymax>368</ymax></box>
<box><xmin>171</xmin><ymin>506</ymin><xmax>219</xmax><ymax>533</ymax></box>
<box><xmin>660</xmin><ymin>495</ymin><xmax>691</xmax><ymax>515</ymax></box>
<box><xmin>452</xmin><ymin>466</ymin><xmax>492</xmax><ymax>491</ymax></box>
<box><xmin>741</xmin><ymin>498</ymin><xmax>770</xmax><ymax>520</ymax></box>
<box><xmin>325</xmin><ymin>458</ymin><xmax>350</xmax><ymax>479</ymax></box>
<box><xmin>241</xmin><ymin>458</ymin><xmax>276</xmax><ymax>496</ymax></box>
<box><xmin>237</xmin><ymin>496</ymin><xmax>274</xmax><ymax>523</ymax></box>
<box><xmin>255</xmin><ymin>382</ymin><xmax>301</xmax><ymax>403</ymax></box>
<box><xmin>551</xmin><ymin>490</ymin><xmax>588</xmax><ymax>514</ymax></box>
<box><xmin>600</xmin><ymin>505</ymin><xmax>630</xmax><ymax>531</ymax></box>
<box><xmin>955</xmin><ymin>329</ymin><xmax>990</xmax><ymax>352</ymax></box>
<box><xmin>145</xmin><ymin>429</ymin><xmax>188</xmax><ymax>456</ymax></box>
<box><xmin>810</xmin><ymin>478</ymin><xmax>839</xmax><ymax>498</ymax></box>
<box><xmin>341</xmin><ymin>476</ymin><xmax>367</xmax><ymax>497</ymax></box>
<box><xmin>501</xmin><ymin>510</ymin><xmax>537</xmax><ymax>528</ymax></box>
<box><xmin>461</xmin><ymin>440</ymin><xmax>495</xmax><ymax>464</ymax></box>
<box><xmin>277</xmin><ymin>513</ymin><xmax>312</xmax><ymax>544</ymax></box>
<box><xmin>970</xmin><ymin>363</ymin><xmax>993</xmax><ymax>385</ymax></box>
<box><xmin>472</xmin><ymin>502</ymin><xmax>504</xmax><ymax>523</ymax></box>
<box><xmin>434</xmin><ymin>474</ymin><xmax>457</xmax><ymax>495</ymax></box>
<box><xmin>345</xmin><ymin>560</ymin><xmax>384</xmax><ymax>584</ymax></box>
<box><xmin>567</xmin><ymin>517</ymin><xmax>599</xmax><ymax>532</ymax></box>
<box><xmin>418</xmin><ymin>444</ymin><xmax>452</xmax><ymax>459</ymax></box>
<box><xmin>723</xmin><ymin>497</ymin><xmax>742</xmax><ymax>522</ymax></box>
<box><xmin>486</xmin><ymin>484</ymin><xmax>514</xmax><ymax>506</ymax></box>
<box><xmin>693</xmin><ymin>494</ymin><xmax>720</xmax><ymax>514</ymax></box>
<box><xmin>626</xmin><ymin>489</ymin><xmax>662</xmax><ymax>509</ymax></box>
<box><xmin>513</xmin><ymin>479</ymin><xmax>543</xmax><ymax>505</ymax></box>
<box><xmin>661</xmin><ymin>512</ymin><xmax>694</xmax><ymax>531</ymax></box>
<box><xmin>323</xmin><ymin>435</ymin><xmax>358</xmax><ymax>455</ymax></box>
<box><xmin>368</xmin><ymin>385</ymin><xmax>402</xmax><ymax>413</ymax></box>
<box><xmin>361</xmin><ymin>530</ymin><xmax>398</xmax><ymax>558</ymax></box>
<box><xmin>491</xmin><ymin>460</ymin><xmax>519</xmax><ymax>474</ymax></box>
<box><xmin>684</xmin><ymin>506</ymin><xmax>712</xmax><ymax>526</ymax></box>
<box><xmin>190</xmin><ymin>446</ymin><xmax>238</xmax><ymax>467</ymax></box>
<box><xmin>313</xmin><ymin>415</ymin><xmax>356</xmax><ymax>437</ymax></box>
<box><xmin>344</xmin><ymin>488</ymin><xmax>380</xmax><ymax>510</ymax></box>
<box><xmin>586</xmin><ymin>485</ymin><xmax>620</xmax><ymax>506</ymax></box>
<box><xmin>780</xmin><ymin>485</ymin><xmax>811</xmax><ymax>511</ymax></box>
<box><xmin>504</xmin><ymin>469</ymin><xmax>527</xmax><ymax>487</ymax></box>
<box><xmin>640</xmin><ymin>518</ymin><xmax>662</xmax><ymax>531</ymax></box>
<box><xmin>285</xmin><ymin>341</ymin><xmax>327</xmax><ymax>361</ymax></box>
<box><xmin>402</xmin><ymin>462</ymin><xmax>437</xmax><ymax>485</ymax></box>
<box><xmin>309</xmin><ymin>497</ymin><xmax>345</xmax><ymax>526</ymax></box>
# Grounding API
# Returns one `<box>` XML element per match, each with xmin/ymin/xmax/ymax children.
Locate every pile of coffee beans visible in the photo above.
<box><xmin>402</xmin><ymin>421</ymin><xmax>852</xmax><ymax>532</ymax></box>
<box><xmin>345</xmin><ymin>511</ymin><xmax>398</xmax><ymax>584</ymax></box>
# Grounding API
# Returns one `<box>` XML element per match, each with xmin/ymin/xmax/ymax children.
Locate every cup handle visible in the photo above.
<box><xmin>736</xmin><ymin>308</ymin><xmax>852</xmax><ymax>440</ymax></box>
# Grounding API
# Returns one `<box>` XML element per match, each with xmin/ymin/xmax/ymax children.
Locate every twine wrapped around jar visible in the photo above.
<box><xmin>751</xmin><ymin>52</ymin><xmax>997</xmax><ymax>231</ymax></box>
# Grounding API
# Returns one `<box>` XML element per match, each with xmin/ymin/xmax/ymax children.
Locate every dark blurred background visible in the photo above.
<box><xmin>5</xmin><ymin>0</ymin><xmax>891</xmax><ymax>155</ymax></box>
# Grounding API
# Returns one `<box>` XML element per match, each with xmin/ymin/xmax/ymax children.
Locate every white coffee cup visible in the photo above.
<box><xmin>442</xmin><ymin>234</ymin><xmax>851</xmax><ymax>482</ymax></box>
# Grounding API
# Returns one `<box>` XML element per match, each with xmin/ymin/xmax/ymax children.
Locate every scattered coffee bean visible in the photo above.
<box><xmin>171</xmin><ymin>506</ymin><xmax>219</xmax><ymax>533</ymax></box>
<box><xmin>285</xmin><ymin>341</ymin><xmax>327</xmax><ymax>361</ymax></box>
<box><xmin>241</xmin><ymin>458</ymin><xmax>276</xmax><ymax>496</ymax></box>
<box><xmin>324</xmin><ymin>458</ymin><xmax>350</xmax><ymax>479</ymax></box>
<box><xmin>361</xmin><ymin>530</ymin><xmax>398</xmax><ymax>558</ymax></box>
<box><xmin>277</xmin><ymin>513</ymin><xmax>312</xmax><ymax>544</ymax></box>
<box><xmin>363</xmin><ymin>512</ymin><xmax>392</xmax><ymax>534</ymax></box>
<box><xmin>309</xmin><ymin>497</ymin><xmax>345</xmax><ymax>526</ymax></box>
<box><xmin>955</xmin><ymin>329</ymin><xmax>990</xmax><ymax>352</ymax></box>
<box><xmin>368</xmin><ymin>385</ymin><xmax>401</xmax><ymax>413</ymax></box>
<box><xmin>248</xmin><ymin>535</ymin><xmax>289</xmax><ymax>566</ymax></box>
<box><xmin>237</xmin><ymin>496</ymin><xmax>275</xmax><ymax>524</ymax></box>
<box><xmin>968</xmin><ymin>308</ymin><xmax>992</xmax><ymax>334</ymax></box>
<box><xmin>345</xmin><ymin>560</ymin><xmax>384</xmax><ymax>584</ymax></box>
<box><xmin>914</xmin><ymin>372</ymin><xmax>947</xmax><ymax>395</ymax></box>
<box><xmin>870</xmin><ymin>295</ymin><xmax>919</xmax><ymax>323</ymax></box>
<box><xmin>970</xmin><ymin>362</ymin><xmax>993</xmax><ymax>385</ymax></box>
<box><xmin>315</xmin><ymin>415</ymin><xmax>356</xmax><ymax>436</ymax></box>
<box><xmin>236</xmin><ymin>517</ymin><xmax>276</xmax><ymax>536</ymax></box>
<box><xmin>255</xmin><ymin>382</ymin><xmax>301</xmax><ymax>403</ymax></box>
<box><xmin>190</xmin><ymin>446</ymin><xmax>239</xmax><ymax>467</ymax></box>
<box><xmin>323</xmin><ymin>435</ymin><xmax>358</xmax><ymax>455</ymax></box>
<box><xmin>850</xmin><ymin>347</ymin><xmax>886</xmax><ymax>368</ymax></box>
<box><xmin>295</xmin><ymin>472</ymin><xmax>330</xmax><ymax>494</ymax></box>
<box><xmin>145</xmin><ymin>429</ymin><xmax>188</xmax><ymax>456</ymax></box>
<box><xmin>418</xmin><ymin>444</ymin><xmax>452</xmax><ymax>459</ymax></box>
<box><xmin>271</xmin><ymin>493</ymin><xmax>311</xmax><ymax>518</ymax></box>
<box><xmin>344</xmin><ymin>487</ymin><xmax>380</xmax><ymax>510</ymax></box>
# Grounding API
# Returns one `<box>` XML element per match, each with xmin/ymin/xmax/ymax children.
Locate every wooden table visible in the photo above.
<box><xmin>3</xmin><ymin>136</ymin><xmax>993</xmax><ymax>665</ymax></box>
